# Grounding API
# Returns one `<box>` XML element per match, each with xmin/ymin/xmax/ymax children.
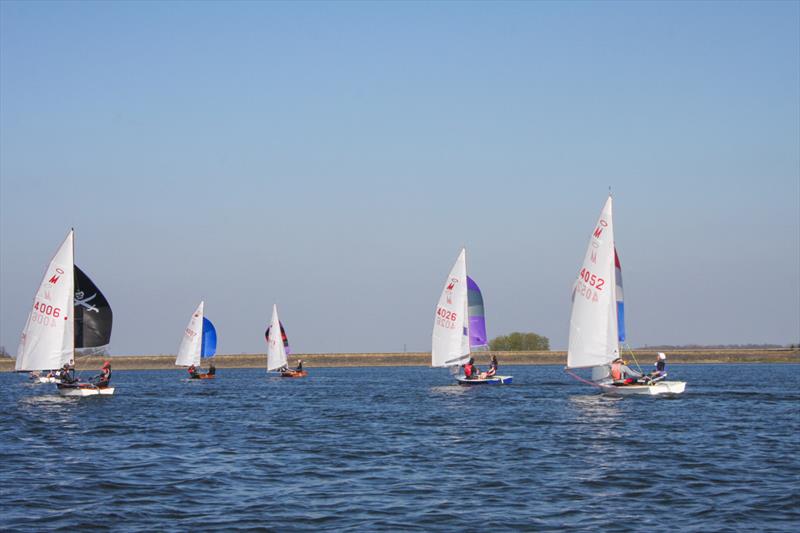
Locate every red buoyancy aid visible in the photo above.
<box><xmin>610</xmin><ymin>362</ymin><xmax>622</xmax><ymax>381</ymax></box>
<box><xmin>464</xmin><ymin>364</ymin><xmax>475</xmax><ymax>378</ymax></box>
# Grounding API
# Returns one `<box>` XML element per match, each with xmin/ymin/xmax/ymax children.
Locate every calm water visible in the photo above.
<box><xmin>1</xmin><ymin>364</ymin><xmax>798</xmax><ymax>532</ymax></box>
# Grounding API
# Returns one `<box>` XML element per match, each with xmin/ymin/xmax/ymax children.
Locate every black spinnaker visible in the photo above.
<box><xmin>74</xmin><ymin>265</ymin><xmax>113</xmax><ymax>352</ymax></box>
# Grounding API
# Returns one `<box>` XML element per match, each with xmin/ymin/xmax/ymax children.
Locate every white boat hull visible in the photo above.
<box><xmin>57</xmin><ymin>385</ymin><xmax>115</xmax><ymax>397</ymax></box>
<box><xmin>456</xmin><ymin>375</ymin><xmax>512</xmax><ymax>385</ymax></box>
<box><xmin>601</xmin><ymin>381</ymin><xmax>686</xmax><ymax>396</ymax></box>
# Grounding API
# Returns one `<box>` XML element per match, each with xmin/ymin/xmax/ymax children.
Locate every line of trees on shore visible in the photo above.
<box><xmin>489</xmin><ymin>332</ymin><xmax>550</xmax><ymax>351</ymax></box>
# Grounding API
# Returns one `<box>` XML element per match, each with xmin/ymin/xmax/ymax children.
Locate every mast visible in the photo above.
<box><xmin>71</xmin><ymin>227</ymin><xmax>75</xmax><ymax>365</ymax></box>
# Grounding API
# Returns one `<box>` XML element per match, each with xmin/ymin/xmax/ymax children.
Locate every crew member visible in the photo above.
<box><xmin>463</xmin><ymin>358</ymin><xmax>478</xmax><ymax>379</ymax></box>
<box><xmin>96</xmin><ymin>361</ymin><xmax>112</xmax><ymax>387</ymax></box>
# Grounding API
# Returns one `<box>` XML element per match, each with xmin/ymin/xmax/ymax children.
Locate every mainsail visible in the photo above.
<box><xmin>432</xmin><ymin>248</ymin><xmax>470</xmax><ymax>368</ymax></box>
<box><xmin>567</xmin><ymin>196</ymin><xmax>619</xmax><ymax>370</ymax></box>
<box><xmin>15</xmin><ymin>231</ymin><xmax>75</xmax><ymax>371</ymax></box>
<box><xmin>264</xmin><ymin>321</ymin><xmax>291</xmax><ymax>354</ymax></box>
<box><xmin>176</xmin><ymin>301</ymin><xmax>204</xmax><ymax>367</ymax></box>
<box><xmin>466</xmin><ymin>276</ymin><xmax>488</xmax><ymax>350</ymax></box>
<box><xmin>74</xmin><ymin>265</ymin><xmax>113</xmax><ymax>353</ymax></box>
<box><xmin>266</xmin><ymin>304</ymin><xmax>288</xmax><ymax>371</ymax></box>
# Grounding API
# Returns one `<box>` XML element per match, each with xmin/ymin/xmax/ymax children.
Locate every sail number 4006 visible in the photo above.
<box><xmin>578</xmin><ymin>268</ymin><xmax>605</xmax><ymax>290</ymax></box>
<box><xmin>34</xmin><ymin>301</ymin><xmax>61</xmax><ymax>317</ymax></box>
<box><xmin>436</xmin><ymin>307</ymin><xmax>458</xmax><ymax>329</ymax></box>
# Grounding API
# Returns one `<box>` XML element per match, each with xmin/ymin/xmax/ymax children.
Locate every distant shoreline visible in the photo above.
<box><xmin>1</xmin><ymin>349</ymin><xmax>798</xmax><ymax>371</ymax></box>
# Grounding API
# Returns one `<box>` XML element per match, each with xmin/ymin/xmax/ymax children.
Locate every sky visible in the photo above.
<box><xmin>1</xmin><ymin>0</ymin><xmax>798</xmax><ymax>356</ymax></box>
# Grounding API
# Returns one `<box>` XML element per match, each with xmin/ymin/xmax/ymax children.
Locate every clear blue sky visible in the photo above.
<box><xmin>1</xmin><ymin>1</ymin><xmax>798</xmax><ymax>355</ymax></box>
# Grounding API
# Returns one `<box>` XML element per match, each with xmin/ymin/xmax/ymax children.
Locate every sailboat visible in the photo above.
<box><xmin>32</xmin><ymin>265</ymin><xmax>114</xmax><ymax>384</ymax></box>
<box><xmin>176</xmin><ymin>301</ymin><xmax>217</xmax><ymax>379</ymax></box>
<box><xmin>15</xmin><ymin>230</ymin><xmax>115</xmax><ymax>396</ymax></box>
<box><xmin>432</xmin><ymin>248</ymin><xmax>512</xmax><ymax>385</ymax></box>
<box><xmin>266</xmin><ymin>304</ymin><xmax>306</xmax><ymax>377</ymax></box>
<box><xmin>566</xmin><ymin>196</ymin><xmax>686</xmax><ymax>396</ymax></box>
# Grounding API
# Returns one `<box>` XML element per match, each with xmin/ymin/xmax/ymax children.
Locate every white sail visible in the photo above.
<box><xmin>15</xmin><ymin>231</ymin><xmax>75</xmax><ymax>371</ymax></box>
<box><xmin>176</xmin><ymin>301</ymin><xmax>204</xmax><ymax>367</ymax></box>
<box><xmin>567</xmin><ymin>196</ymin><xmax>619</xmax><ymax>369</ymax></box>
<box><xmin>432</xmin><ymin>248</ymin><xmax>470</xmax><ymax>368</ymax></box>
<box><xmin>266</xmin><ymin>304</ymin><xmax>288</xmax><ymax>371</ymax></box>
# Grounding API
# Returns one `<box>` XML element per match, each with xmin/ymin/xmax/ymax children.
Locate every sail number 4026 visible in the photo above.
<box><xmin>436</xmin><ymin>307</ymin><xmax>458</xmax><ymax>329</ymax></box>
<box><xmin>578</xmin><ymin>268</ymin><xmax>605</xmax><ymax>290</ymax></box>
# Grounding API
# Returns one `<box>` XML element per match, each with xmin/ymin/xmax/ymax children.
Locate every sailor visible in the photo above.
<box><xmin>463</xmin><ymin>357</ymin><xmax>478</xmax><ymax>379</ymax></box>
<box><xmin>95</xmin><ymin>361</ymin><xmax>112</xmax><ymax>388</ymax></box>
<box><xmin>295</xmin><ymin>359</ymin><xmax>303</xmax><ymax>372</ymax></box>
<box><xmin>611</xmin><ymin>358</ymin><xmax>642</xmax><ymax>384</ymax></box>
<box><xmin>649</xmin><ymin>353</ymin><xmax>667</xmax><ymax>380</ymax></box>
<box><xmin>188</xmin><ymin>364</ymin><xmax>199</xmax><ymax>379</ymax></box>
<box><xmin>60</xmin><ymin>363</ymin><xmax>77</xmax><ymax>384</ymax></box>
<box><xmin>480</xmin><ymin>355</ymin><xmax>498</xmax><ymax>379</ymax></box>
<box><xmin>208</xmin><ymin>362</ymin><xmax>216</xmax><ymax>375</ymax></box>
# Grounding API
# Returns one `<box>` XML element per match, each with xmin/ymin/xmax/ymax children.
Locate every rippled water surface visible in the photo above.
<box><xmin>1</xmin><ymin>364</ymin><xmax>798</xmax><ymax>531</ymax></box>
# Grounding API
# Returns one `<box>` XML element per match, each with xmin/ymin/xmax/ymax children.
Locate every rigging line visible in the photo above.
<box><xmin>565</xmin><ymin>369</ymin><xmax>603</xmax><ymax>388</ymax></box>
<box><xmin>623</xmin><ymin>343</ymin><xmax>643</xmax><ymax>374</ymax></box>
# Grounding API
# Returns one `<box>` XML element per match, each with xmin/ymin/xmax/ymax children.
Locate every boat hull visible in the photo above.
<box><xmin>57</xmin><ymin>384</ymin><xmax>115</xmax><ymax>397</ymax></box>
<box><xmin>281</xmin><ymin>370</ymin><xmax>308</xmax><ymax>378</ymax></box>
<box><xmin>456</xmin><ymin>375</ymin><xmax>512</xmax><ymax>386</ymax></box>
<box><xmin>188</xmin><ymin>374</ymin><xmax>215</xmax><ymax>380</ymax></box>
<box><xmin>601</xmin><ymin>381</ymin><xmax>686</xmax><ymax>396</ymax></box>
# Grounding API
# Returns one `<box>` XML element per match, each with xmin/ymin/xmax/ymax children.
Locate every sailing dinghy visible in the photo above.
<box><xmin>15</xmin><ymin>230</ymin><xmax>115</xmax><ymax>396</ymax></box>
<box><xmin>32</xmin><ymin>265</ymin><xmax>114</xmax><ymax>384</ymax></box>
<box><xmin>176</xmin><ymin>301</ymin><xmax>217</xmax><ymax>379</ymax></box>
<box><xmin>566</xmin><ymin>196</ymin><xmax>685</xmax><ymax>396</ymax></box>
<box><xmin>432</xmin><ymin>248</ymin><xmax>512</xmax><ymax>385</ymax></box>
<box><xmin>266</xmin><ymin>304</ymin><xmax>306</xmax><ymax>377</ymax></box>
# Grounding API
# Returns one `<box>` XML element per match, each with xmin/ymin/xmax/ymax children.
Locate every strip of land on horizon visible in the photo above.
<box><xmin>1</xmin><ymin>349</ymin><xmax>797</xmax><ymax>371</ymax></box>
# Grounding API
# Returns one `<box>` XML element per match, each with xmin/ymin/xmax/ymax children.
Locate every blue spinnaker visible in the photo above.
<box><xmin>467</xmin><ymin>276</ymin><xmax>488</xmax><ymax>350</ymax></box>
<box><xmin>615</xmin><ymin>248</ymin><xmax>626</xmax><ymax>342</ymax></box>
<box><xmin>201</xmin><ymin>317</ymin><xmax>217</xmax><ymax>358</ymax></box>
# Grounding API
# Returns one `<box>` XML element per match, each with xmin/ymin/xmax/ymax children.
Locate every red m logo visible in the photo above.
<box><xmin>593</xmin><ymin>227</ymin><xmax>603</xmax><ymax>239</ymax></box>
<box><xmin>49</xmin><ymin>275</ymin><xmax>60</xmax><ymax>284</ymax></box>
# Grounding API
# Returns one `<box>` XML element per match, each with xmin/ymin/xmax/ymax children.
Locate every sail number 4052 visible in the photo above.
<box><xmin>436</xmin><ymin>307</ymin><xmax>458</xmax><ymax>329</ymax></box>
<box><xmin>578</xmin><ymin>268</ymin><xmax>605</xmax><ymax>290</ymax></box>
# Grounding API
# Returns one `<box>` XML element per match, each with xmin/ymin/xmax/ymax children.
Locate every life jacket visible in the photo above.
<box><xmin>610</xmin><ymin>362</ymin><xmax>622</xmax><ymax>381</ymax></box>
<box><xmin>464</xmin><ymin>364</ymin><xmax>474</xmax><ymax>378</ymax></box>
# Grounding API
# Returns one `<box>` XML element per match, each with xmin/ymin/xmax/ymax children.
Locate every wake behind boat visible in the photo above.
<box><xmin>566</xmin><ymin>195</ymin><xmax>685</xmax><ymax>396</ymax></box>
<box><xmin>431</xmin><ymin>248</ymin><xmax>512</xmax><ymax>385</ymax></box>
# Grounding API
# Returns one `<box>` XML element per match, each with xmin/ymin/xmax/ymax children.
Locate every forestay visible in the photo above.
<box><xmin>176</xmin><ymin>301</ymin><xmax>204</xmax><ymax>367</ymax></box>
<box><xmin>15</xmin><ymin>230</ymin><xmax>75</xmax><ymax>371</ymax></box>
<box><xmin>432</xmin><ymin>248</ymin><xmax>470</xmax><ymax>368</ymax></box>
<box><xmin>567</xmin><ymin>196</ymin><xmax>619</xmax><ymax>369</ymax></box>
<box><xmin>266</xmin><ymin>304</ymin><xmax>288</xmax><ymax>371</ymax></box>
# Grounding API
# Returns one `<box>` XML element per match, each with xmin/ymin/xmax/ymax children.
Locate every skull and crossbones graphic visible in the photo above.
<box><xmin>74</xmin><ymin>291</ymin><xmax>99</xmax><ymax>313</ymax></box>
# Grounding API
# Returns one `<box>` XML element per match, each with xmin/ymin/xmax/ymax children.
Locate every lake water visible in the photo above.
<box><xmin>1</xmin><ymin>364</ymin><xmax>798</xmax><ymax>531</ymax></box>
